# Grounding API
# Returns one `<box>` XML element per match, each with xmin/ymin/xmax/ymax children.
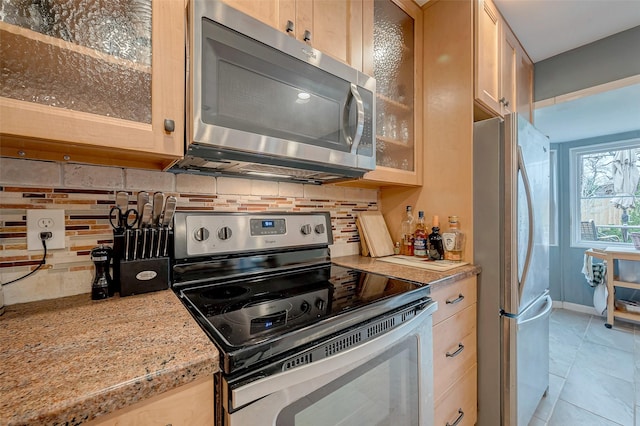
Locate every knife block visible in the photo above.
<box><xmin>118</xmin><ymin>257</ymin><xmax>170</xmax><ymax>297</ymax></box>
<box><xmin>111</xmin><ymin>230</ymin><xmax>172</xmax><ymax>297</ymax></box>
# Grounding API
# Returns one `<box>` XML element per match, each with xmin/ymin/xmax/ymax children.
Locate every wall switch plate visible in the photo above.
<box><xmin>27</xmin><ymin>210</ymin><xmax>65</xmax><ymax>251</ymax></box>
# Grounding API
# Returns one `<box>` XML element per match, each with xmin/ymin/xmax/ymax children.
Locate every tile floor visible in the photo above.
<box><xmin>528</xmin><ymin>308</ymin><xmax>639</xmax><ymax>426</ymax></box>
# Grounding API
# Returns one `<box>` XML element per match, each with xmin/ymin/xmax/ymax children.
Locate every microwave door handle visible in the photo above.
<box><xmin>347</xmin><ymin>83</ymin><xmax>365</xmax><ymax>154</ymax></box>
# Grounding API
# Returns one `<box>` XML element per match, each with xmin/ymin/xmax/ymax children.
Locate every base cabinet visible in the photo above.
<box><xmin>434</xmin><ymin>365</ymin><xmax>478</xmax><ymax>426</ymax></box>
<box><xmin>431</xmin><ymin>276</ymin><xmax>478</xmax><ymax>426</ymax></box>
<box><xmin>88</xmin><ymin>376</ymin><xmax>214</xmax><ymax>426</ymax></box>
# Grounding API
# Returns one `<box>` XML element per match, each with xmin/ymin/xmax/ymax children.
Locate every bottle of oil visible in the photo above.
<box><xmin>443</xmin><ymin>215</ymin><xmax>465</xmax><ymax>261</ymax></box>
<box><xmin>413</xmin><ymin>211</ymin><xmax>428</xmax><ymax>257</ymax></box>
<box><xmin>428</xmin><ymin>216</ymin><xmax>444</xmax><ymax>260</ymax></box>
<box><xmin>400</xmin><ymin>206</ymin><xmax>415</xmax><ymax>256</ymax></box>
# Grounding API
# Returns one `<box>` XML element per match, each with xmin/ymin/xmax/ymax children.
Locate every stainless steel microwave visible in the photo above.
<box><xmin>172</xmin><ymin>0</ymin><xmax>376</xmax><ymax>184</ymax></box>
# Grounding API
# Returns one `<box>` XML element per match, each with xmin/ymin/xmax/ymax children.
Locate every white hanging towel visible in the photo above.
<box><xmin>582</xmin><ymin>253</ymin><xmax>594</xmax><ymax>283</ymax></box>
<box><xmin>594</xmin><ymin>283</ymin><xmax>608</xmax><ymax>315</ymax></box>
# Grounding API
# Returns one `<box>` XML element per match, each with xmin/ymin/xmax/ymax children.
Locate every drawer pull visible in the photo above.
<box><xmin>446</xmin><ymin>408</ymin><xmax>464</xmax><ymax>426</ymax></box>
<box><xmin>446</xmin><ymin>343</ymin><xmax>465</xmax><ymax>358</ymax></box>
<box><xmin>445</xmin><ymin>294</ymin><xmax>465</xmax><ymax>305</ymax></box>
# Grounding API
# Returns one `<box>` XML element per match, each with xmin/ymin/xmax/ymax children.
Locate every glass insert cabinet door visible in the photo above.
<box><xmin>374</xmin><ymin>0</ymin><xmax>415</xmax><ymax>172</ymax></box>
<box><xmin>0</xmin><ymin>0</ymin><xmax>152</xmax><ymax>123</ymax></box>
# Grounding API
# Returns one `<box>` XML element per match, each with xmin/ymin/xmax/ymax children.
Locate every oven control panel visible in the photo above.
<box><xmin>173</xmin><ymin>212</ymin><xmax>333</xmax><ymax>258</ymax></box>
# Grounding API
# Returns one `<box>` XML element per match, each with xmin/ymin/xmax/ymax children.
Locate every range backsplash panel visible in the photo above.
<box><xmin>0</xmin><ymin>158</ymin><xmax>378</xmax><ymax>305</ymax></box>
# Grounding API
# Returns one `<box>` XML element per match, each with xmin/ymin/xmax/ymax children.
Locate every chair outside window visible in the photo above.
<box><xmin>580</xmin><ymin>220</ymin><xmax>620</xmax><ymax>242</ymax></box>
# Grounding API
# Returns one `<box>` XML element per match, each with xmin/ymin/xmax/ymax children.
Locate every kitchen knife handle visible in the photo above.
<box><xmin>124</xmin><ymin>229</ymin><xmax>130</xmax><ymax>261</ymax></box>
<box><xmin>163</xmin><ymin>227</ymin><xmax>170</xmax><ymax>257</ymax></box>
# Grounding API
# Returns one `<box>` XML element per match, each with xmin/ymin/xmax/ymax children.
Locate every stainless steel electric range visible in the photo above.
<box><xmin>171</xmin><ymin>211</ymin><xmax>437</xmax><ymax>426</ymax></box>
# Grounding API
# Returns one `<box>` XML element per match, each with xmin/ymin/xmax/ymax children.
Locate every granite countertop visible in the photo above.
<box><xmin>331</xmin><ymin>254</ymin><xmax>480</xmax><ymax>286</ymax></box>
<box><xmin>0</xmin><ymin>290</ymin><xmax>219</xmax><ymax>426</ymax></box>
<box><xmin>0</xmin><ymin>256</ymin><xmax>477</xmax><ymax>425</ymax></box>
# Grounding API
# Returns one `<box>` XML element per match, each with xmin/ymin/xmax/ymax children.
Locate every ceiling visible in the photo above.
<box><xmin>493</xmin><ymin>0</ymin><xmax>640</xmax><ymax>63</ymax></box>
<box><xmin>490</xmin><ymin>0</ymin><xmax>640</xmax><ymax>143</ymax></box>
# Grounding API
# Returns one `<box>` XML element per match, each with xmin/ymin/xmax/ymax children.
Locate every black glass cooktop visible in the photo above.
<box><xmin>178</xmin><ymin>264</ymin><xmax>429</xmax><ymax>373</ymax></box>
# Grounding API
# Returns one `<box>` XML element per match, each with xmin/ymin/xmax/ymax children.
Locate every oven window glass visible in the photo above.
<box><xmin>276</xmin><ymin>336</ymin><xmax>419</xmax><ymax>425</ymax></box>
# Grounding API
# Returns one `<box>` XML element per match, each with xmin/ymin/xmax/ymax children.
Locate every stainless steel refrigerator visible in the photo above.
<box><xmin>474</xmin><ymin>113</ymin><xmax>552</xmax><ymax>426</ymax></box>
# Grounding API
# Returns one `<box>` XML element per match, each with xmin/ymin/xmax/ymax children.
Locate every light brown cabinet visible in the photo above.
<box><xmin>88</xmin><ymin>376</ymin><xmax>214</xmax><ymax>426</ymax></box>
<box><xmin>0</xmin><ymin>0</ymin><xmax>185</xmax><ymax>170</ymax></box>
<box><xmin>431</xmin><ymin>276</ymin><xmax>478</xmax><ymax>426</ymax></box>
<box><xmin>359</xmin><ymin>0</ymin><xmax>423</xmax><ymax>187</ymax></box>
<box><xmin>475</xmin><ymin>0</ymin><xmax>533</xmax><ymax>121</ymax></box>
<box><xmin>221</xmin><ymin>0</ymin><xmax>369</xmax><ymax>71</ymax></box>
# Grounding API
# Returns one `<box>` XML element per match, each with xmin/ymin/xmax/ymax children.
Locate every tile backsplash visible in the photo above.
<box><xmin>0</xmin><ymin>158</ymin><xmax>378</xmax><ymax>305</ymax></box>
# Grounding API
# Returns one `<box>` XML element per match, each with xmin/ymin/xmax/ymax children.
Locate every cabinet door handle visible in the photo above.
<box><xmin>446</xmin><ymin>343</ymin><xmax>465</xmax><ymax>358</ymax></box>
<box><xmin>445</xmin><ymin>293</ymin><xmax>464</xmax><ymax>305</ymax></box>
<box><xmin>303</xmin><ymin>30</ymin><xmax>312</xmax><ymax>42</ymax></box>
<box><xmin>446</xmin><ymin>408</ymin><xmax>464</xmax><ymax>426</ymax></box>
<box><xmin>164</xmin><ymin>119</ymin><xmax>175</xmax><ymax>133</ymax></box>
<box><xmin>286</xmin><ymin>20</ymin><xmax>294</xmax><ymax>33</ymax></box>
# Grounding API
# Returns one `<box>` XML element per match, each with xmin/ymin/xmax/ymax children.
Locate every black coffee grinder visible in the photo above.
<box><xmin>91</xmin><ymin>245</ymin><xmax>113</xmax><ymax>300</ymax></box>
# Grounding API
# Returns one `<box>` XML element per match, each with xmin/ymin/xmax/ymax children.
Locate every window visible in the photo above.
<box><xmin>571</xmin><ymin>139</ymin><xmax>640</xmax><ymax>246</ymax></box>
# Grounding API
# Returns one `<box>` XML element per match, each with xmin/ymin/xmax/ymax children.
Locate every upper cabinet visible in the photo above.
<box><xmin>0</xmin><ymin>0</ymin><xmax>184</xmax><ymax>170</ymax></box>
<box><xmin>475</xmin><ymin>0</ymin><xmax>533</xmax><ymax>122</ymax></box>
<box><xmin>360</xmin><ymin>0</ymin><xmax>423</xmax><ymax>187</ymax></box>
<box><xmin>221</xmin><ymin>0</ymin><xmax>370</xmax><ymax>72</ymax></box>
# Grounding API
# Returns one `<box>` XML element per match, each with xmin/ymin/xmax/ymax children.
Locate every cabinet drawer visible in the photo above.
<box><xmin>434</xmin><ymin>364</ymin><xmax>477</xmax><ymax>426</ymax></box>
<box><xmin>433</xmin><ymin>304</ymin><xmax>477</xmax><ymax>400</ymax></box>
<box><xmin>431</xmin><ymin>276</ymin><xmax>477</xmax><ymax>325</ymax></box>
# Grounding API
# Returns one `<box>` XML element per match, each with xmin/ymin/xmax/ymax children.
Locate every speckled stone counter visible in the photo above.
<box><xmin>332</xmin><ymin>255</ymin><xmax>480</xmax><ymax>287</ymax></box>
<box><xmin>0</xmin><ymin>290</ymin><xmax>219</xmax><ymax>426</ymax></box>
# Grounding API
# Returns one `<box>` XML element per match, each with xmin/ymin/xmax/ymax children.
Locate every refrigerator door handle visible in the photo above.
<box><xmin>517</xmin><ymin>144</ymin><xmax>535</xmax><ymax>299</ymax></box>
<box><xmin>518</xmin><ymin>295</ymin><xmax>552</xmax><ymax>325</ymax></box>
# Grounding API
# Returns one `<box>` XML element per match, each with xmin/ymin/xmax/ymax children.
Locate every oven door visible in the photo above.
<box><xmin>220</xmin><ymin>300</ymin><xmax>437</xmax><ymax>426</ymax></box>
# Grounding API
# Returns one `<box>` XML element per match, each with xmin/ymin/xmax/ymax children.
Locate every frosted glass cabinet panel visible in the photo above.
<box><xmin>374</xmin><ymin>0</ymin><xmax>414</xmax><ymax>172</ymax></box>
<box><xmin>0</xmin><ymin>0</ymin><xmax>184</xmax><ymax>170</ymax></box>
<box><xmin>0</xmin><ymin>0</ymin><xmax>152</xmax><ymax>123</ymax></box>
<box><xmin>361</xmin><ymin>0</ymin><xmax>421</xmax><ymax>187</ymax></box>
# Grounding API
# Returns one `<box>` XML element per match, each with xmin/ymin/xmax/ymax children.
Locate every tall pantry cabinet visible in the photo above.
<box><xmin>381</xmin><ymin>0</ymin><xmax>486</xmax><ymax>423</ymax></box>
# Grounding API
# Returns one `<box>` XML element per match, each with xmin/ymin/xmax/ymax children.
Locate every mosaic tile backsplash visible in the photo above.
<box><xmin>0</xmin><ymin>158</ymin><xmax>378</xmax><ymax>305</ymax></box>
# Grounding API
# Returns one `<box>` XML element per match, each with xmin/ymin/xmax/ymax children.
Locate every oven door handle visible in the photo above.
<box><xmin>229</xmin><ymin>300</ymin><xmax>437</xmax><ymax>410</ymax></box>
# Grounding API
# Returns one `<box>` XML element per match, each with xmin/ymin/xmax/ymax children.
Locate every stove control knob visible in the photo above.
<box><xmin>300</xmin><ymin>224</ymin><xmax>312</xmax><ymax>235</ymax></box>
<box><xmin>218</xmin><ymin>226</ymin><xmax>233</xmax><ymax>240</ymax></box>
<box><xmin>314</xmin><ymin>224</ymin><xmax>325</xmax><ymax>234</ymax></box>
<box><xmin>315</xmin><ymin>299</ymin><xmax>325</xmax><ymax>311</ymax></box>
<box><xmin>194</xmin><ymin>227</ymin><xmax>210</xmax><ymax>242</ymax></box>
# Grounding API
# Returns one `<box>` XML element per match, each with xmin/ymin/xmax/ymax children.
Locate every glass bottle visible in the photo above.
<box><xmin>413</xmin><ymin>211</ymin><xmax>428</xmax><ymax>257</ymax></box>
<box><xmin>443</xmin><ymin>215</ymin><xmax>466</xmax><ymax>262</ymax></box>
<box><xmin>401</xmin><ymin>206</ymin><xmax>415</xmax><ymax>256</ymax></box>
<box><xmin>428</xmin><ymin>216</ymin><xmax>444</xmax><ymax>260</ymax></box>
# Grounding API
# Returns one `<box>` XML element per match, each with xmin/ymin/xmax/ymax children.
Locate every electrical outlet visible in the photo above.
<box><xmin>27</xmin><ymin>210</ymin><xmax>65</xmax><ymax>251</ymax></box>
